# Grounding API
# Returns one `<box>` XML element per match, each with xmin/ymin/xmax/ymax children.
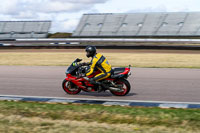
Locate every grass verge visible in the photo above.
<box><xmin>0</xmin><ymin>100</ymin><xmax>200</xmax><ymax>133</ymax></box>
<box><xmin>0</xmin><ymin>50</ymin><xmax>200</xmax><ymax>68</ymax></box>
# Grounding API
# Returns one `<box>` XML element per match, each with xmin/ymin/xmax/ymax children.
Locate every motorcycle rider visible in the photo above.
<box><xmin>83</xmin><ymin>45</ymin><xmax>112</xmax><ymax>92</ymax></box>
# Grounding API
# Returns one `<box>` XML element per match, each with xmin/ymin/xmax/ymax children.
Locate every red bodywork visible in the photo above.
<box><xmin>65</xmin><ymin>67</ymin><xmax>130</xmax><ymax>92</ymax></box>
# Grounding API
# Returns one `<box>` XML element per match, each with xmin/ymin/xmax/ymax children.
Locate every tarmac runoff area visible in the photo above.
<box><xmin>0</xmin><ymin>66</ymin><xmax>200</xmax><ymax>109</ymax></box>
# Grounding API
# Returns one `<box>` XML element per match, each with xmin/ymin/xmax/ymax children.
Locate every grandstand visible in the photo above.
<box><xmin>0</xmin><ymin>21</ymin><xmax>51</xmax><ymax>39</ymax></box>
<box><xmin>73</xmin><ymin>12</ymin><xmax>200</xmax><ymax>37</ymax></box>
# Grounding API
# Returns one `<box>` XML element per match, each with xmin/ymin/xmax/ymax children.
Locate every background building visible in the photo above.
<box><xmin>73</xmin><ymin>12</ymin><xmax>200</xmax><ymax>37</ymax></box>
<box><xmin>0</xmin><ymin>21</ymin><xmax>51</xmax><ymax>39</ymax></box>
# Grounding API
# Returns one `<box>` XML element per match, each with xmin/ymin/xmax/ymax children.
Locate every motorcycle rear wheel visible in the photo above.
<box><xmin>110</xmin><ymin>79</ymin><xmax>131</xmax><ymax>96</ymax></box>
<box><xmin>62</xmin><ymin>79</ymin><xmax>81</xmax><ymax>95</ymax></box>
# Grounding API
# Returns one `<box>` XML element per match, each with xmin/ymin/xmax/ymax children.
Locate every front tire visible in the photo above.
<box><xmin>62</xmin><ymin>79</ymin><xmax>81</xmax><ymax>95</ymax></box>
<box><xmin>110</xmin><ymin>79</ymin><xmax>131</xmax><ymax>96</ymax></box>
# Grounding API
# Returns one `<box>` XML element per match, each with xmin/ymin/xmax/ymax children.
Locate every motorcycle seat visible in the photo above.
<box><xmin>111</xmin><ymin>68</ymin><xmax>125</xmax><ymax>75</ymax></box>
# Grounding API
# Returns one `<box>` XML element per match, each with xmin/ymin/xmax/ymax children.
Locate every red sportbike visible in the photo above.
<box><xmin>62</xmin><ymin>58</ymin><xmax>131</xmax><ymax>96</ymax></box>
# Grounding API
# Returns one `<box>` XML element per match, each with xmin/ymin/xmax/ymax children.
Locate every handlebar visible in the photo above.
<box><xmin>79</xmin><ymin>62</ymin><xmax>91</xmax><ymax>66</ymax></box>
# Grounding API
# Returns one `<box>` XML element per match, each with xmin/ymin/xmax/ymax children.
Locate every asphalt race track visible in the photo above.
<box><xmin>0</xmin><ymin>66</ymin><xmax>200</xmax><ymax>103</ymax></box>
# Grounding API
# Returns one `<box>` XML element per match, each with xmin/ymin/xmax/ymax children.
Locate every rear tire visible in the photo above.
<box><xmin>62</xmin><ymin>79</ymin><xmax>81</xmax><ymax>95</ymax></box>
<box><xmin>110</xmin><ymin>79</ymin><xmax>131</xmax><ymax>96</ymax></box>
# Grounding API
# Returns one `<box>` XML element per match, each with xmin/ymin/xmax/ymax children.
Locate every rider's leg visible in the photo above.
<box><xmin>94</xmin><ymin>72</ymin><xmax>111</xmax><ymax>81</ymax></box>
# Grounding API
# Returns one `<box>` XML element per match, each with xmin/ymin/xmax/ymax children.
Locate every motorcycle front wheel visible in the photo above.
<box><xmin>110</xmin><ymin>79</ymin><xmax>131</xmax><ymax>96</ymax></box>
<box><xmin>62</xmin><ymin>79</ymin><xmax>81</xmax><ymax>95</ymax></box>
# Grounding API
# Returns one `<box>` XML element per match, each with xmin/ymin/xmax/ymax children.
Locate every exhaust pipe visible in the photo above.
<box><xmin>109</xmin><ymin>87</ymin><xmax>124</xmax><ymax>92</ymax></box>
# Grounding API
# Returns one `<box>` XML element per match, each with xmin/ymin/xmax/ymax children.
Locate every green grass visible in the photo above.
<box><xmin>0</xmin><ymin>100</ymin><xmax>200</xmax><ymax>133</ymax></box>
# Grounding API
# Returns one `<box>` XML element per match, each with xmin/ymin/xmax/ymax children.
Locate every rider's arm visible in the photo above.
<box><xmin>86</xmin><ymin>58</ymin><xmax>98</xmax><ymax>76</ymax></box>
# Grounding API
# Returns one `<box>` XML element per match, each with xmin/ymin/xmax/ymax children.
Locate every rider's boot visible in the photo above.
<box><xmin>93</xmin><ymin>81</ymin><xmax>103</xmax><ymax>92</ymax></box>
<box><xmin>97</xmin><ymin>83</ymin><xmax>103</xmax><ymax>93</ymax></box>
<box><xmin>89</xmin><ymin>78</ymin><xmax>103</xmax><ymax>92</ymax></box>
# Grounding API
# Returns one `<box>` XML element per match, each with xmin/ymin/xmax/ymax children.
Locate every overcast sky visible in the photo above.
<box><xmin>0</xmin><ymin>0</ymin><xmax>200</xmax><ymax>33</ymax></box>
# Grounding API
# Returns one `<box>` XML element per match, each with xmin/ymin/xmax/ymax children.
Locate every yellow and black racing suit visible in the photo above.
<box><xmin>86</xmin><ymin>53</ymin><xmax>111</xmax><ymax>81</ymax></box>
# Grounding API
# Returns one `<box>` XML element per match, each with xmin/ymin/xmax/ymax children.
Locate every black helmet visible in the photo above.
<box><xmin>85</xmin><ymin>45</ymin><xmax>96</xmax><ymax>58</ymax></box>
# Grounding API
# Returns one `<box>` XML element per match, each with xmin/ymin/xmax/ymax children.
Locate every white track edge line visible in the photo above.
<box><xmin>0</xmin><ymin>94</ymin><xmax>200</xmax><ymax>105</ymax></box>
